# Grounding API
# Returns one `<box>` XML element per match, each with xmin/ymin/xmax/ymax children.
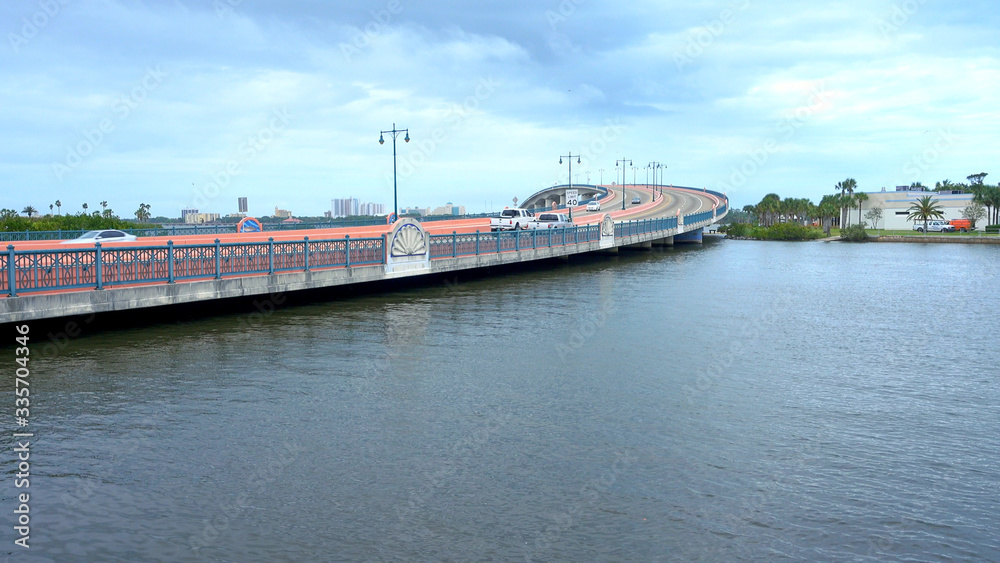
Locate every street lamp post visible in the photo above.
<box><xmin>599</xmin><ymin>168</ymin><xmax>604</xmax><ymax>185</ymax></box>
<box><xmin>379</xmin><ymin>123</ymin><xmax>409</xmax><ymax>220</ymax></box>
<box><xmin>649</xmin><ymin>161</ymin><xmax>666</xmax><ymax>201</ymax></box>
<box><xmin>648</xmin><ymin>162</ymin><xmax>658</xmax><ymax>201</ymax></box>
<box><xmin>616</xmin><ymin>158</ymin><xmax>631</xmax><ymax>210</ymax></box>
<box><xmin>559</xmin><ymin>152</ymin><xmax>581</xmax><ymax>219</ymax></box>
<box><xmin>659</xmin><ymin>163</ymin><xmax>667</xmax><ymax>199</ymax></box>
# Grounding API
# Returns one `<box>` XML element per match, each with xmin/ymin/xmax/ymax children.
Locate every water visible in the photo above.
<box><xmin>5</xmin><ymin>240</ymin><xmax>999</xmax><ymax>561</ymax></box>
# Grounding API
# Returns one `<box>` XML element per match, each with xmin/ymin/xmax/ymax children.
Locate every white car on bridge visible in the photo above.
<box><xmin>586</xmin><ymin>201</ymin><xmax>601</xmax><ymax>212</ymax></box>
<box><xmin>490</xmin><ymin>208</ymin><xmax>534</xmax><ymax>231</ymax></box>
<box><xmin>61</xmin><ymin>229</ymin><xmax>139</xmax><ymax>244</ymax></box>
<box><xmin>528</xmin><ymin>213</ymin><xmax>573</xmax><ymax>229</ymax></box>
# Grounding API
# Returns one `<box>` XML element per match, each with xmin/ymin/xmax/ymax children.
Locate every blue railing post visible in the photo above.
<box><xmin>167</xmin><ymin>240</ymin><xmax>175</xmax><ymax>283</ymax></box>
<box><xmin>214</xmin><ymin>239</ymin><xmax>222</xmax><ymax>279</ymax></box>
<box><xmin>496</xmin><ymin>230</ymin><xmax>501</xmax><ymax>253</ymax></box>
<box><xmin>6</xmin><ymin>245</ymin><xmax>16</xmax><ymax>297</ymax></box>
<box><xmin>475</xmin><ymin>231</ymin><xmax>480</xmax><ymax>255</ymax></box>
<box><xmin>95</xmin><ymin>243</ymin><xmax>103</xmax><ymax>290</ymax></box>
<box><xmin>345</xmin><ymin>235</ymin><xmax>351</xmax><ymax>267</ymax></box>
<box><xmin>453</xmin><ymin>231</ymin><xmax>458</xmax><ymax>257</ymax></box>
<box><xmin>304</xmin><ymin>236</ymin><xmax>310</xmax><ymax>271</ymax></box>
<box><xmin>533</xmin><ymin>228</ymin><xmax>537</xmax><ymax>248</ymax></box>
<box><xmin>515</xmin><ymin>229</ymin><xmax>520</xmax><ymax>251</ymax></box>
<box><xmin>268</xmin><ymin>237</ymin><xmax>275</xmax><ymax>274</ymax></box>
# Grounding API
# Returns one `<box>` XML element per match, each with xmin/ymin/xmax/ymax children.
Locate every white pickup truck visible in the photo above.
<box><xmin>490</xmin><ymin>208</ymin><xmax>534</xmax><ymax>231</ymax></box>
<box><xmin>912</xmin><ymin>220</ymin><xmax>955</xmax><ymax>233</ymax></box>
<box><xmin>528</xmin><ymin>213</ymin><xmax>573</xmax><ymax>229</ymax></box>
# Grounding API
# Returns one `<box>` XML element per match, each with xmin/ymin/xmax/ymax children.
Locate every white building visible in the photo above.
<box><xmin>184</xmin><ymin>212</ymin><xmax>221</xmax><ymax>224</ymax></box>
<box><xmin>854</xmin><ymin>190</ymin><xmax>974</xmax><ymax>230</ymax></box>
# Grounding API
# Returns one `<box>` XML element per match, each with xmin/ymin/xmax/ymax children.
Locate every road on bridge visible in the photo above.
<box><xmin>7</xmin><ymin>186</ymin><xmax>722</xmax><ymax>252</ymax></box>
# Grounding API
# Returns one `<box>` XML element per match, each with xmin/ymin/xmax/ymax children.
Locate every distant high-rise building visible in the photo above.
<box><xmin>181</xmin><ymin>208</ymin><xmax>198</xmax><ymax>220</ymax></box>
<box><xmin>238</xmin><ymin>197</ymin><xmax>248</xmax><ymax>213</ymax></box>
<box><xmin>274</xmin><ymin>206</ymin><xmax>292</xmax><ymax>219</ymax></box>
<box><xmin>331</xmin><ymin>198</ymin><xmax>357</xmax><ymax>218</ymax></box>
<box><xmin>332</xmin><ymin>197</ymin><xmax>385</xmax><ymax>217</ymax></box>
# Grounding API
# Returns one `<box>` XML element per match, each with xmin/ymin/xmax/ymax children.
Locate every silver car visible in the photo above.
<box><xmin>61</xmin><ymin>229</ymin><xmax>138</xmax><ymax>244</ymax></box>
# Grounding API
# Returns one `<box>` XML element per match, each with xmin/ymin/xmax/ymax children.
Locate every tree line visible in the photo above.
<box><xmin>7</xmin><ymin>199</ymin><xmax>153</xmax><ymax>226</ymax></box>
<box><xmin>739</xmin><ymin>172</ymin><xmax>998</xmax><ymax>235</ymax></box>
<box><xmin>1</xmin><ymin>203</ymin><xmax>157</xmax><ymax>233</ymax></box>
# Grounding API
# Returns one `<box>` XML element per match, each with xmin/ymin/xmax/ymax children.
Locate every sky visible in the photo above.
<box><xmin>2</xmin><ymin>0</ymin><xmax>998</xmax><ymax>219</ymax></box>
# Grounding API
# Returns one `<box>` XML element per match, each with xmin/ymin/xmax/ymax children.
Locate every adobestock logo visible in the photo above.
<box><xmin>51</xmin><ymin>66</ymin><xmax>168</xmax><ymax>181</ymax></box>
<box><xmin>339</xmin><ymin>0</ymin><xmax>404</xmax><ymax>62</ymax></box>
<box><xmin>717</xmin><ymin>82</ymin><xmax>830</xmax><ymax>193</ymax></box>
<box><xmin>674</xmin><ymin>0</ymin><xmax>750</xmax><ymax>71</ymax></box>
<box><xmin>7</xmin><ymin>0</ymin><xmax>72</xmax><ymax>54</ymax></box>
<box><xmin>902</xmin><ymin>128</ymin><xmax>957</xmax><ymax>180</ymax></box>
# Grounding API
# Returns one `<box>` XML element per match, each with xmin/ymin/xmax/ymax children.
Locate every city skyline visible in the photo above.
<box><xmin>3</xmin><ymin>1</ymin><xmax>998</xmax><ymax>215</ymax></box>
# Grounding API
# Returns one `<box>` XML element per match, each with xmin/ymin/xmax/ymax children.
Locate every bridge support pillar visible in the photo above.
<box><xmin>599</xmin><ymin>246</ymin><xmax>619</xmax><ymax>255</ymax></box>
<box><xmin>674</xmin><ymin>228</ymin><xmax>703</xmax><ymax>244</ymax></box>
<box><xmin>652</xmin><ymin>236</ymin><xmax>674</xmax><ymax>247</ymax></box>
<box><xmin>624</xmin><ymin>240</ymin><xmax>652</xmax><ymax>251</ymax></box>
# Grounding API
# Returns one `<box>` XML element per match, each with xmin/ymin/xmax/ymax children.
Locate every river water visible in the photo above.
<box><xmin>5</xmin><ymin>239</ymin><xmax>999</xmax><ymax>561</ymax></box>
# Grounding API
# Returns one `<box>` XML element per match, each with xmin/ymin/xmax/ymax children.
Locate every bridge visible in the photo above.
<box><xmin>0</xmin><ymin>185</ymin><xmax>727</xmax><ymax>323</ymax></box>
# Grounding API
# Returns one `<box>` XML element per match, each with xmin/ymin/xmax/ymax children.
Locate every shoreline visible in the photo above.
<box><xmin>872</xmin><ymin>235</ymin><xmax>1000</xmax><ymax>244</ymax></box>
<box><xmin>719</xmin><ymin>234</ymin><xmax>1000</xmax><ymax>244</ymax></box>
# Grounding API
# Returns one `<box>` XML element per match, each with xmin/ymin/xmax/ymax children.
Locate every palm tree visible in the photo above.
<box><xmin>135</xmin><ymin>203</ymin><xmax>151</xmax><ymax>222</ymax></box>
<box><xmin>741</xmin><ymin>204</ymin><xmax>756</xmax><ymax>224</ymax></box>
<box><xmin>82</xmin><ymin>203</ymin><xmax>88</xmax><ymax>213</ymax></box>
<box><xmin>21</xmin><ymin>205</ymin><xmax>37</xmax><ymax>217</ymax></box>
<box><xmin>906</xmin><ymin>195</ymin><xmax>945</xmax><ymax>233</ymax></box>
<box><xmin>837</xmin><ymin>193</ymin><xmax>855</xmax><ymax>227</ymax></box>
<box><xmin>818</xmin><ymin>194</ymin><xmax>839</xmax><ymax>235</ymax></box>
<box><xmin>855</xmin><ymin>192</ymin><xmax>869</xmax><ymax>224</ymax></box>
<box><xmin>100</xmin><ymin>200</ymin><xmax>108</xmax><ymax>211</ymax></box>
<box><xmin>934</xmin><ymin>179</ymin><xmax>956</xmax><ymax>192</ymax></box>
<box><xmin>835</xmin><ymin>178</ymin><xmax>857</xmax><ymax>227</ymax></box>
<box><xmin>985</xmin><ymin>185</ymin><xmax>1000</xmax><ymax>225</ymax></box>
<box><xmin>55</xmin><ymin>199</ymin><xmax>62</xmax><ymax>215</ymax></box>
<box><xmin>758</xmin><ymin>193</ymin><xmax>781</xmax><ymax>226</ymax></box>
<box><xmin>973</xmin><ymin>184</ymin><xmax>1000</xmax><ymax>225</ymax></box>
<box><xmin>49</xmin><ymin>203</ymin><xmax>54</xmax><ymax>215</ymax></box>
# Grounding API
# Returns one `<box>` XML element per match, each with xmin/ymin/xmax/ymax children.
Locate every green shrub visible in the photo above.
<box><xmin>722</xmin><ymin>222</ymin><xmax>824</xmax><ymax>241</ymax></box>
<box><xmin>757</xmin><ymin>222</ymin><xmax>825</xmax><ymax>241</ymax></box>
<box><xmin>986</xmin><ymin>224</ymin><xmax>1000</xmax><ymax>234</ymax></box>
<box><xmin>720</xmin><ymin>223</ymin><xmax>753</xmax><ymax>238</ymax></box>
<box><xmin>839</xmin><ymin>223</ymin><xmax>871</xmax><ymax>242</ymax></box>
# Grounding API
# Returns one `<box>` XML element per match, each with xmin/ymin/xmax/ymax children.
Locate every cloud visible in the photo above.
<box><xmin>1</xmin><ymin>0</ymin><xmax>998</xmax><ymax>216</ymax></box>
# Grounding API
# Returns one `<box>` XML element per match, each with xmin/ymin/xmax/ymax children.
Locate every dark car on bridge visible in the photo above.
<box><xmin>631</xmin><ymin>196</ymin><xmax>641</xmax><ymax>205</ymax></box>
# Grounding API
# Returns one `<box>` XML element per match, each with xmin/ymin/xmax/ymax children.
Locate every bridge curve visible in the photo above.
<box><xmin>521</xmin><ymin>184</ymin><xmax>608</xmax><ymax>210</ymax></box>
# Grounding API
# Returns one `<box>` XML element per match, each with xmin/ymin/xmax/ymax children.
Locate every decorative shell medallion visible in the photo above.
<box><xmin>601</xmin><ymin>215</ymin><xmax>615</xmax><ymax>237</ymax></box>
<box><xmin>391</xmin><ymin>224</ymin><xmax>426</xmax><ymax>256</ymax></box>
